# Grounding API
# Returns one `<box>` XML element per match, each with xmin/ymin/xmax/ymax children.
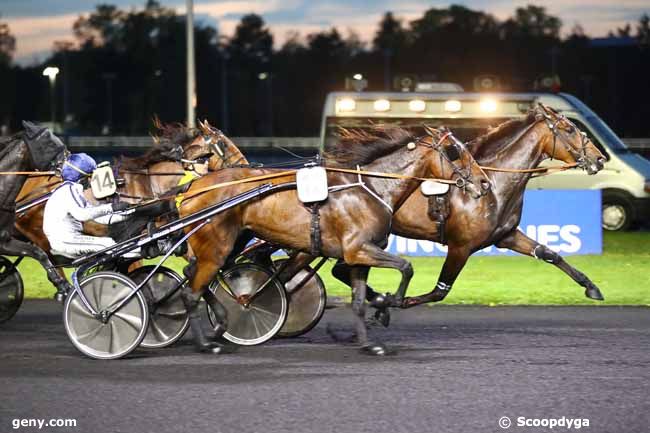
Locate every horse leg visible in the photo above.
<box><xmin>349</xmin><ymin>266</ymin><xmax>387</xmax><ymax>355</ymax></box>
<box><xmin>496</xmin><ymin>230</ymin><xmax>604</xmax><ymax>300</ymax></box>
<box><xmin>331</xmin><ymin>260</ymin><xmax>391</xmax><ymax>327</ymax></box>
<box><xmin>402</xmin><ymin>245</ymin><xmax>470</xmax><ymax>308</ymax></box>
<box><xmin>181</xmin><ymin>250</ymin><xmax>234</xmax><ymax>354</ymax></box>
<box><xmin>0</xmin><ymin>236</ymin><xmax>72</xmax><ymax>300</ymax></box>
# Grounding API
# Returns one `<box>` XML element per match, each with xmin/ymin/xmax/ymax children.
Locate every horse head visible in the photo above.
<box><xmin>421</xmin><ymin>125</ymin><xmax>491</xmax><ymax>198</ymax></box>
<box><xmin>21</xmin><ymin>121</ymin><xmax>68</xmax><ymax>172</ymax></box>
<box><xmin>535</xmin><ymin>103</ymin><xmax>606</xmax><ymax>175</ymax></box>
<box><xmin>191</xmin><ymin>119</ymin><xmax>248</xmax><ymax>171</ymax></box>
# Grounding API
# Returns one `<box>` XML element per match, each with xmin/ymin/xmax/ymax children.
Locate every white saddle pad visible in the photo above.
<box><xmin>296</xmin><ymin>166</ymin><xmax>328</xmax><ymax>203</ymax></box>
<box><xmin>420</xmin><ymin>180</ymin><xmax>450</xmax><ymax>196</ymax></box>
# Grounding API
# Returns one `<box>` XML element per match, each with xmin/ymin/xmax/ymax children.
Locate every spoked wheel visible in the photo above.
<box><xmin>274</xmin><ymin>259</ymin><xmax>327</xmax><ymax>338</ymax></box>
<box><xmin>0</xmin><ymin>257</ymin><xmax>23</xmax><ymax>324</ymax></box>
<box><xmin>207</xmin><ymin>263</ymin><xmax>287</xmax><ymax>346</ymax></box>
<box><xmin>63</xmin><ymin>272</ymin><xmax>149</xmax><ymax>360</ymax></box>
<box><xmin>129</xmin><ymin>266</ymin><xmax>189</xmax><ymax>349</ymax></box>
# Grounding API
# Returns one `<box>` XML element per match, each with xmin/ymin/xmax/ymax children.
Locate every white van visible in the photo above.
<box><xmin>320</xmin><ymin>91</ymin><xmax>650</xmax><ymax>231</ymax></box>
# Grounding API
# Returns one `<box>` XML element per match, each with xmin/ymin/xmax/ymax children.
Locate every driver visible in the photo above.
<box><xmin>43</xmin><ymin>153</ymin><xmax>134</xmax><ymax>258</ymax></box>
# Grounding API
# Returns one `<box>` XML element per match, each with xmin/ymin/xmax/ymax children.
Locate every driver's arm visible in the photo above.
<box><xmin>65</xmin><ymin>183</ymin><xmax>114</xmax><ymax>222</ymax></box>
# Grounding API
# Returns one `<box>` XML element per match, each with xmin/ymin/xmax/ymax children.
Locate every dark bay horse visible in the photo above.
<box><xmin>0</xmin><ymin>122</ymin><xmax>69</xmax><ymax>295</ymax></box>
<box><xmin>332</xmin><ymin>105</ymin><xmax>606</xmax><ymax>313</ymax></box>
<box><xmin>178</xmin><ymin>126</ymin><xmax>491</xmax><ymax>355</ymax></box>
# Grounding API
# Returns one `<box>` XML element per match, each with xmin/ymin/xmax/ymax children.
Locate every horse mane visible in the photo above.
<box><xmin>116</xmin><ymin>120</ymin><xmax>198</xmax><ymax>169</ymax></box>
<box><xmin>468</xmin><ymin>111</ymin><xmax>537</xmax><ymax>159</ymax></box>
<box><xmin>323</xmin><ymin>125</ymin><xmax>415</xmax><ymax>167</ymax></box>
<box><xmin>152</xmin><ymin>118</ymin><xmax>199</xmax><ymax>147</ymax></box>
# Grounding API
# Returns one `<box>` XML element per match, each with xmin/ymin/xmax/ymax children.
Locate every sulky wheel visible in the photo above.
<box><xmin>207</xmin><ymin>263</ymin><xmax>287</xmax><ymax>346</ymax></box>
<box><xmin>274</xmin><ymin>259</ymin><xmax>327</xmax><ymax>338</ymax></box>
<box><xmin>0</xmin><ymin>257</ymin><xmax>24</xmax><ymax>324</ymax></box>
<box><xmin>129</xmin><ymin>266</ymin><xmax>189</xmax><ymax>349</ymax></box>
<box><xmin>63</xmin><ymin>271</ymin><xmax>149</xmax><ymax>360</ymax></box>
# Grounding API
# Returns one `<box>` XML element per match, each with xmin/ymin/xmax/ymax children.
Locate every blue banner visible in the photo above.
<box><xmin>386</xmin><ymin>190</ymin><xmax>602</xmax><ymax>256</ymax></box>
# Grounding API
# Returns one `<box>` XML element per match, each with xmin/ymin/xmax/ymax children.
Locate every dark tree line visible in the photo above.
<box><xmin>1</xmin><ymin>2</ymin><xmax>649</xmax><ymax>137</ymax></box>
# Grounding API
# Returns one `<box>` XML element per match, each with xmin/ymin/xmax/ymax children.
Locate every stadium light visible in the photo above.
<box><xmin>374</xmin><ymin>99</ymin><xmax>391</xmax><ymax>112</ymax></box>
<box><xmin>444</xmin><ymin>100</ymin><xmax>462</xmax><ymax>113</ymax></box>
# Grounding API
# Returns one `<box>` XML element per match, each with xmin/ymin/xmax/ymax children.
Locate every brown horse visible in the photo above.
<box><xmin>13</xmin><ymin>120</ymin><xmax>247</xmax><ymax>287</ymax></box>
<box><xmin>177</xmin><ymin>126</ymin><xmax>491</xmax><ymax>355</ymax></box>
<box><xmin>330</xmin><ymin>105</ymin><xmax>606</xmax><ymax>315</ymax></box>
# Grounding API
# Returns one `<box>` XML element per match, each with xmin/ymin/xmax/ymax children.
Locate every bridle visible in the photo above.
<box><xmin>538</xmin><ymin>105</ymin><xmax>591</xmax><ymax>169</ymax></box>
<box><xmin>418</xmin><ymin>127</ymin><xmax>485</xmax><ymax>191</ymax></box>
<box><xmin>194</xmin><ymin>127</ymin><xmax>245</xmax><ymax>169</ymax></box>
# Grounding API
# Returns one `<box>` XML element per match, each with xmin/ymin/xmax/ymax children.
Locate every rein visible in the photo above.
<box><xmin>160</xmin><ymin>166</ymin><xmax>462</xmax><ymax>208</ymax></box>
<box><xmin>478</xmin><ymin>162</ymin><xmax>578</xmax><ymax>174</ymax></box>
<box><xmin>0</xmin><ymin>171</ymin><xmax>57</xmax><ymax>176</ymax></box>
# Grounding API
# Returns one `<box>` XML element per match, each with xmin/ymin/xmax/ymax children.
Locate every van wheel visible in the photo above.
<box><xmin>602</xmin><ymin>191</ymin><xmax>634</xmax><ymax>231</ymax></box>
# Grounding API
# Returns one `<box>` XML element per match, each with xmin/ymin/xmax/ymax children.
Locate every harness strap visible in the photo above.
<box><xmin>307</xmin><ymin>203</ymin><xmax>322</xmax><ymax>256</ymax></box>
<box><xmin>479</xmin><ymin>162</ymin><xmax>578</xmax><ymax>174</ymax></box>
<box><xmin>356</xmin><ymin>165</ymin><xmax>393</xmax><ymax>214</ymax></box>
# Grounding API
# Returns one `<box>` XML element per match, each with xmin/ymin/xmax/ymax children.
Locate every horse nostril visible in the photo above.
<box><xmin>596</xmin><ymin>157</ymin><xmax>605</xmax><ymax>169</ymax></box>
<box><xmin>480</xmin><ymin>180</ymin><xmax>491</xmax><ymax>191</ymax></box>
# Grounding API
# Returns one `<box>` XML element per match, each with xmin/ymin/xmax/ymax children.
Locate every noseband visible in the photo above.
<box><xmin>540</xmin><ymin>110</ymin><xmax>590</xmax><ymax>168</ymax></box>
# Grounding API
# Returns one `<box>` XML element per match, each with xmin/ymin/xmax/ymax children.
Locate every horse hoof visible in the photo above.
<box><xmin>360</xmin><ymin>343</ymin><xmax>389</xmax><ymax>356</ymax></box>
<box><xmin>585</xmin><ymin>287</ymin><xmax>604</xmax><ymax>301</ymax></box>
<box><xmin>197</xmin><ymin>342</ymin><xmax>234</xmax><ymax>354</ymax></box>
<box><xmin>373</xmin><ymin>308</ymin><xmax>391</xmax><ymax>328</ymax></box>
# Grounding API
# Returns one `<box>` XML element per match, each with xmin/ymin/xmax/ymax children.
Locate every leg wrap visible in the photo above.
<box><xmin>532</xmin><ymin>245</ymin><xmax>561</xmax><ymax>264</ymax></box>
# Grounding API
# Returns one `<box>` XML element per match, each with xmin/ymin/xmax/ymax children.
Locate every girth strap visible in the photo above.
<box><xmin>307</xmin><ymin>203</ymin><xmax>322</xmax><ymax>256</ymax></box>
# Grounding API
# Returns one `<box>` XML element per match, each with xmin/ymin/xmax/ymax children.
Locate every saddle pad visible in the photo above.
<box><xmin>420</xmin><ymin>180</ymin><xmax>450</xmax><ymax>196</ymax></box>
<box><xmin>296</xmin><ymin>166</ymin><xmax>328</xmax><ymax>203</ymax></box>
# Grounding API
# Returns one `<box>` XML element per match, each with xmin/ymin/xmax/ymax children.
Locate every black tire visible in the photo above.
<box><xmin>602</xmin><ymin>190</ymin><xmax>634</xmax><ymax>231</ymax></box>
<box><xmin>0</xmin><ymin>257</ymin><xmax>23</xmax><ymax>324</ymax></box>
<box><xmin>274</xmin><ymin>259</ymin><xmax>327</xmax><ymax>338</ymax></box>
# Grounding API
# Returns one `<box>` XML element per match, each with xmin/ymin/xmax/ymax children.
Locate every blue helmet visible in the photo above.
<box><xmin>62</xmin><ymin>153</ymin><xmax>97</xmax><ymax>182</ymax></box>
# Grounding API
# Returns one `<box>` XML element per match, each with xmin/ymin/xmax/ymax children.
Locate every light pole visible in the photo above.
<box><xmin>42</xmin><ymin>66</ymin><xmax>59</xmax><ymax>129</ymax></box>
<box><xmin>186</xmin><ymin>0</ymin><xmax>196</xmax><ymax>128</ymax></box>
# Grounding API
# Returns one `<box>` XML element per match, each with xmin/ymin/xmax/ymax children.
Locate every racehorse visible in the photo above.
<box><xmin>13</xmin><ymin>120</ymin><xmax>246</xmax><ymax>284</ymax></box>
<box><xmin>177</xmin><ymin>126</ymin><xmax>491</xmax><ymax>355</ymax></box>
<box><xmin>0</xmin><ymin>122</ymin><xmax>69</xmax><ymax>295</ymax></box>
<box><xmin>330</xmin><ymin>104</ymin><xmax>606</xmax><ymax>315</ymax></box>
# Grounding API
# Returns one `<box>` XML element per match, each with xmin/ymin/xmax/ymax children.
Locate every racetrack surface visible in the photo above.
<box><xmin>1</xmin><ymin>301</ymin><xmax>649</xmax><ymax>433</ymax></box>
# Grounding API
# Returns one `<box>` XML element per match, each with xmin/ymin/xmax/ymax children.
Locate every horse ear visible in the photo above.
<box><xmin>22</xmin><ymin>120</ymin><xmax>45</xmax><ymax>138</ymax></box>
<box><xmin>422</xmin><ymin>124</ymin><xmax>438</xmax><ymax>136</ymax></box>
